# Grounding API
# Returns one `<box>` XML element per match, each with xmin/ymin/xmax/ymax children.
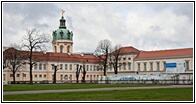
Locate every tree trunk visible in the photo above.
<box><xmin>13</xmin><ymin>71</ymin><xmax>16</xmax><ymax>84</ymax></box>
<box><xmin>53</xmin><ymin>67</ymin><xmax>57</xmax><ymax>84</ymax></box>
<box><xmin>29</xmin><ymin>49</ymin><xmax>33</xmax><ymax>84</ymax></box>
<box><xmin>76</xmin><ymin>71</ymin><xmax>79</xmax><ymax>83</ymax></box>
<box><xmin>30</xmin><ymin>65</ymin><xmax>33</xmax><ymax>84</ymax></box>
<box><xmin>114</xmin><ymin>66</ymin><xmax>118</xmax><ymax>74</ymax></box>
<box><xmin>104</xmin><ymin>52</ymin><xmax>108</xmax><ymax>76</ymax></box>
<box><xmin>115</xmin><ymin>61</ymin><xmax>118</xmax><ymax>74</ymax></box>
<box><xmin>76</xmin><ymin>76</ymin><xmax>79</xmax><ymax>83</ymax></box>
<box><xmin>82</xmin><ymin>70</ymin><xmax>86</xmax><ymax>83</ymax></box>
<box><xmin>82</xmin><ymin>73</ymin><xmax>86</xmax><ymax>83</ymax></box>
<box><xmin>76</xmin><ymin>65</ymin><xmax>79</xmax><ymax>83</ymax></box>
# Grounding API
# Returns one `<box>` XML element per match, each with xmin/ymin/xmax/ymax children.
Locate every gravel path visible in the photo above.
<box><xmin>3</xmin><ymin>85</ymin><xmax>193</xmax><ymax>95</ymax></box>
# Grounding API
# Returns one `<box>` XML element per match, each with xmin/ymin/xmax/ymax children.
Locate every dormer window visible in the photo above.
<box><xmin>68</xmin><ymin>31</ymin><xmax>70</xmax><ymax>39</ymax></box>
<box><xmin>60</xmin><ymin>30</ymin><xmax>64</xmax><ymax>39</ymax></box>
<box><xmin>53</xmin><ymin>31</ymin><xmax>57</xmax><ymax>39</ymax></box>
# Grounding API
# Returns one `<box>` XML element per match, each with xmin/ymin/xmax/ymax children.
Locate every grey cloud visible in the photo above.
<box><xmin>3</xmin><ymin>3</ymin><xmax>193</xmax><ymax>52</ymax></box>
<box><xmin>35</xmin><ymin>23</ymin><xmax>49</xmax><ymax>29</ymax></box>
<box><xmin>150</xmin><ymin>25</ymin><xmax>162</xmax><ymax>32</ymax></box>
<box><xmin>172</xmin><ymin>3</ymin><xmax>193</xmax><ymax>21</ymax></box>
<box><xmin>66</xmin><ymin>16</ymin><xmax>75</xmax><ymax>30</ymax></box>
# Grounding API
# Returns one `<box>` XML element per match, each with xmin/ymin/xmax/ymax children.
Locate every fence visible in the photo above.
<box><xmin>7</xmin><ymin>79</ymin><xmax>193</xmax><ymax>85</ymax></box>
<box><xmin>101</xmin><ymin>79</ymin><xmax>193</xmax><ymax>85</ymax></box>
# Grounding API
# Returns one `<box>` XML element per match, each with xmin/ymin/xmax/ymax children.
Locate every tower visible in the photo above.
<box><xmin>52</xmin><ymin>10</ymin><xmax>73</xmax><ymax>53</ymax></box>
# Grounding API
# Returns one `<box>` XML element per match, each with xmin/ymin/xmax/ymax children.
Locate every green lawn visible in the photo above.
<box><xmin>3</xmin><ymin>88</ymin><xmax>193</xmax><ymax>101</ymax></box>
<box><xmin>3</xmin><ymin>83</ymin><xmax>168</xmax><ymax>91</ymax></box>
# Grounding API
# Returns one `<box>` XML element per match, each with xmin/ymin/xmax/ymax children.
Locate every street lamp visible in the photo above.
<box><xmin>51</xmin><ymin>63</ymin><xmax>58</xmax><ymax>84</ymax></box>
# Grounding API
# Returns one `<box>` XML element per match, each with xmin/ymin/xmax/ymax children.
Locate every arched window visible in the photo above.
<box><xmin>67</xmin><ymin>45</ymin><xmax>70</xmax><ymax>53</ymax></box>
<box><xmin>64</xmin><ymin>75</ymin><xmax>68</xmax><ymax>81</ymax></box>
<box><xmin>60</xmin><ymin>45</ymin><xmax>63</xmax><ymax>53</ymax></box>
<box><xmin>60</xmin><ymin>30</ymin><xmax>64</xmax><ymax>39</ymax></box>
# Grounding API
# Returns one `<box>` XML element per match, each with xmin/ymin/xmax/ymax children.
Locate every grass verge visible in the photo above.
<box><xmin>3</xmin><ymin>83</ymin><xmax>168</xmax><ymax>91</ymax></box>
<box><xmin>3</xmin><ymin>88</ymin><xmax>193</xmax><ymax>101</ymax></box>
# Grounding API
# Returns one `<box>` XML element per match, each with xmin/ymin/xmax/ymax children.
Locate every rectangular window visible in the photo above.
<box><xmin>128</xmin><ymin>63</ymin><xmax>131</xmax><ymax>70</ymax></box>
<box><xmin>39</xmin><ymin>63</ymin><xmax>42</xmax><ymax>70</ymax></box>
<box><xmin>86</xmin><ymin>75</ymin><xmax>89</xmax><ymax>80</ymax></box>
<box><xmin>65</xmin><ymin>64</ymin><xmax>68</xmax><ymax>70</ymax></box>
<box><xmin>163</xmin><ymin>61</ymin><xmax>166</xmax><ymax>70</ymax></box>
<box><xmin>23</xmin><ymin>74</ymin><xmax>26</xmax><ymax>81</ymax></box>
<box><xmin>94</xmin><ymin>65</ymin><xmax>96</xmax><ymax>71</ymax></box>
<box><xmin>157</xmin><ymin>62</ymin><xmax>160</xmax><ymax>71</ymax></box>
<box><xmin>138</xmin><ymin>63</ymin><xmax>140</xmax><ymax>71</ymax></box>
<box><xmin>86</xmin><ymin>65</ymin><xmax>89</xmax><ymax>71</ymax></box>
<box><xmin>144</xmin><ymin>63</ymin><xmax>147</xmax><ymax>71</ymax></box>
<box><xmin>16</xmin><ymin>74</ymin><xmax>20</xmax><ymax>81</ymax></box>
<box><xmin>186</xmin><ymin>60</ymin><xmax>189</xmax><ymax>70</ymax></box>
<box><xmin>22</xmin><ymin>63</ymin><xmax>26</xmax><ymax>70</ymax></box>
<box><xmin>43</xmin><ymin>64</ymin><xmax>46</xmax><ymax>70</ymax></box>
<box><xmin>60</xmin><ymin>64</ymin><xmax>63</xmax><ymax>70</ymax></box>
<box><xmin>10</xmin><ymin>74</ymin><xmax>13</xmax><ymax>81</ymax></box>
<box><xmin>3</xmin><ymin>74</ymin><xmax>6</xmax><ymax>81</ymax></box>
<box><xmin>150</xmin><ymin>62</ymin><xmax>153</xmax><ymax>71</ymax></box>
<box><xmin>60</xmin><ymin>74</ymin><xmax>63</xmax><ymax>80</ymax></box>
<box><xmin>96</xmin><ymin>66</ymin><xmax>99</xmax><ymax>71</ymax></box>
<box><xmin>110</xmin><ymin>64</ymin><xmax>112</xmax><ymax>70</ymax></box>
<box><xmin>52</xmin><ymin>65</ymin><xmax>54</xmax><ymax>70</ymax></box>
<box><xmin>119</xmin><ymin>64</ymin><xmax>121</xmax><ymax>70</ymax></box>
<box><xmin>34</xmin><ymin>64</ymin><xmax>37</xmax><ymax>70</ymax></box>
<box><xmin>34</xmin><ymin>74</ymin><xmax>37</xmax><ymax>81</ymax></box>
<box><xmin>70</xmin><ymin>64</ymin><xmax>72</xmax><ymax>71</ymax></box>
<box><xmin>90</xmin><ymin>65</ymin><xmax>92</xmax><ymax>71</ymax></box>
<box><xmin>123</xmin><ymin>64</ymin><xmax>126</xmax><ymax>70</ymax></box>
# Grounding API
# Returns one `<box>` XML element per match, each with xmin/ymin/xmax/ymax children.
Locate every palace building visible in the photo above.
<box><xmin>3</xmin><ymin>12</ymin><xmax>193</xmax><ymax>83</ymax></box>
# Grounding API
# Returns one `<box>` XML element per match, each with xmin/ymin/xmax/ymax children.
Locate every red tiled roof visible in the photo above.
<box><xmin>119</xmin><ymin>46</ymin><xmax>140</xmax><ymax>54</ymax></box>
<box><xmin>135</xmin><ymin>48</ymin><xmax>193</xmax><ymax>59</ymax></box>
<box><xmin>38</xmin><ymin>52</ymin><xmax>101</xmax><ymax>63</ymax></box>
<box><xmin>4</xmin><ymin>47</ymin><xmax>193</xmax><ymax>62</ymax></box>
<box><xmin>3</xmin><ymin>48</ymin><xmax>101</xmax><ymax>63</ymax></box>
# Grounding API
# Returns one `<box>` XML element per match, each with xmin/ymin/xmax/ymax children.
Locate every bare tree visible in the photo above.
<box><xmin>3</xmin><ymin>56</ymin><xmax>8</xmax><ymax>69</ymax></box>
<box><xmin>52</xmin><ymin>64</ymin><xmax>59</xmax><ymax>84</ymax></box>
<box><xmin>22</xmin><ymin>28</ymin><xmax>50</xmax><ymax>84</ymax></box>
<box><xmin>3</xmin><ymin>44</ymin><xmax>26</xmax><ymax>84</ymax></box>
<box><xmin>75</xmin><ymin>64</ymin><xmax>82</xmax><ymax>83</ymax></box>
<box><xmin>95</xmin><ymin>39</ymin><xmax>112</xmax><ymax>76</ymax></box>
<box><xmin>81</xmin><ymin>64</ymin><xmax>87</xmax><ymax>83</ymax></box>
<box><xmin>109</xmin><ymin>44</ymin><xmax>124</xmax><ymax>74</ymax></box>
<box><xmin>81</xmin><ymin>59</ymin><xmax>88</xmax><ymax>83</ymax></box>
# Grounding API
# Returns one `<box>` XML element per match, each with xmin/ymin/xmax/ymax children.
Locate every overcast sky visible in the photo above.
<box><xmin>3</xmin><ymin>2</ymin><xmax>194</xmax><ymax>53</ymax></box>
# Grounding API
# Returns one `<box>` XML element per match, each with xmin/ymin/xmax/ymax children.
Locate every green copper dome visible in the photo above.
<box><xmin>52</xmin><ymin>29</ymin><xmax>73</xmax><ymax>40</ymax></box>
<box><xmin>52</xmin><ymin>16</ymin><xmax>73</xmax><ymax>41</ymax></box>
